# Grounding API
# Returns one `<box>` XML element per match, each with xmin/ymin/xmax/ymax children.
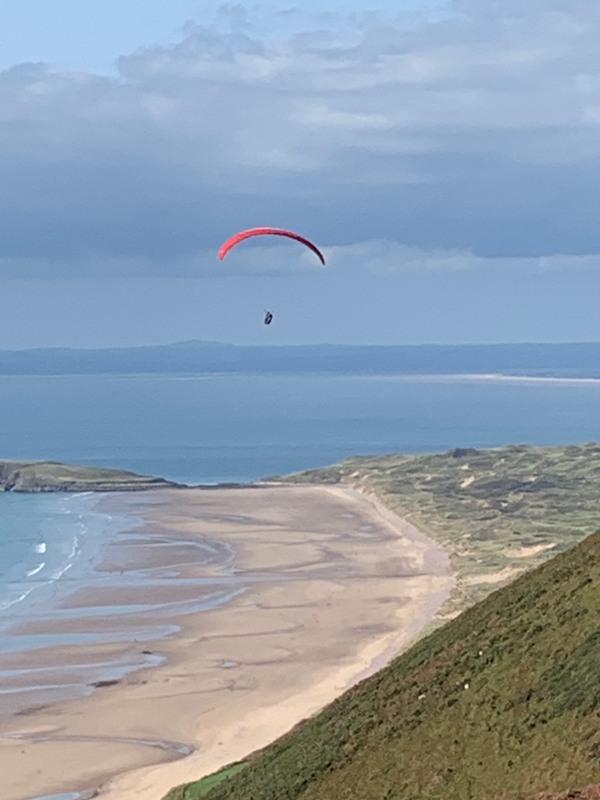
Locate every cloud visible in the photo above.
<box><xmin>326</xmin><ymin>241</ymin><xmax>600</xmax><ymax>274</ymax></box>
<box><xmin>2</xmin><ymin>1</ymin><xmax>600</xmax><ymax>278</ymax></box>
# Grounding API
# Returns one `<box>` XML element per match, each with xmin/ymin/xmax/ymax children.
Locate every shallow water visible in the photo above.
<box><xmin>30</xmin><ymin>794</ymin><xmax>92</xmax><ymax>800</ymax></box>
<box><xmin>0</xmin><ymin>491</ymin><xmax>248</xmax><ymax>718</ymax></box>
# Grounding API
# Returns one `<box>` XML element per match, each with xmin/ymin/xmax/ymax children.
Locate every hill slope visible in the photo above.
<box><xmin>170</xmin><ymin>528</ymin><xmax>600</xmax><ymax>800</ymax></box>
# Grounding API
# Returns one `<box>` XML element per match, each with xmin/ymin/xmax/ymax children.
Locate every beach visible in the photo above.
<box><xmin>0</xmin><ymin>484</ymin><xmax>454</xmax><ymax>800</ymax></box>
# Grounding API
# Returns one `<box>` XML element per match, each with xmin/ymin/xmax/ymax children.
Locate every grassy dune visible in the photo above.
<box><xmin>170</xmin><ymin>527</ymin><xmax>600</xmax><ymax>800</ymax></box>
<box><xmin>272</xmin><ymin>443</ymin><xmax>600</xmax><ymax>611</ymax></box>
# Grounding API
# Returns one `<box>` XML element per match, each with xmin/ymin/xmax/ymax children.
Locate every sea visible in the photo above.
<box><xmin>1</xmin><ymin>371</ymin><xmax>600</xmax><ymax>739</ymax></box>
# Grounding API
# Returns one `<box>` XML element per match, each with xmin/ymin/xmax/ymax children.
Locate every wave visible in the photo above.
<box><xmin>0</xmin><ymin>583</ymin><xmax>38</xmax><ymax>613</ymax></box>
<box><xmin>0</xmin><ymin>491</ymin><xmax>143</xmax><ymax>626</ymax></box>
<box><xmin>49</xmin><ymin>534</ymin><xmax>80</xmax><ymax>581</ymax></box>
<box><xmin>0</xmin><ymin>495</ymin><xmax>102</xmax><ymax>618</ymax></box>
<box><xmin>0</xmin><ymin>682</ymin><xmax>67</xmax><ymax>695</ymax></box>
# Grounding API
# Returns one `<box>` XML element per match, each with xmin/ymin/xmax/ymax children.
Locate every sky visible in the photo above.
<box><xmin>2</xmin><ymin>0</ymin><xmax>600</xmax><ymax>348</ymax></box>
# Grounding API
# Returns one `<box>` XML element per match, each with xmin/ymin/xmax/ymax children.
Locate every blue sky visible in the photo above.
<box><xmin>0</xmin><ymin>1</ymin><xmax>447</xmax><ymax>74</ymax></box>
<box><xmin>2</xmin><ymin>0</ymin><xmax>600</xmax><ymax>347</ymax></box>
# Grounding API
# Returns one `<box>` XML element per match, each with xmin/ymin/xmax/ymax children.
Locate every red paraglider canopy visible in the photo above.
<box><xmin>218</xmin><ymin>227</ymin><xmax>326</xmax><ymax>265</ymax></box>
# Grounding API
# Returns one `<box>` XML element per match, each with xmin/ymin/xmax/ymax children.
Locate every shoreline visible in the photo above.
<box><xmin>0</xmin><ymin>484</ymin><xmax>454</xmax><ymax>800</ymax></box>
<box><xmin>0</xmin><ymin>491</ymin><xmax>184</xmax><ymax>720</ymax></box>
<box><xmin>432</xmin><ymin>372</ymin><xmax>600</xmax><ymax>385</ymax></box>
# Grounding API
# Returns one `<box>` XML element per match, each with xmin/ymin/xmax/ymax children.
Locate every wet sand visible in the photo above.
<box><xmin>0</xmin><ymin>484</ymin><xmax>454</xmax><ymax>800</ymax></box>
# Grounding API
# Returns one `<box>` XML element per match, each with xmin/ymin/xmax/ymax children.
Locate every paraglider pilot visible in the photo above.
<box><xmin>264</xmin><ymin>310</ymin><xmax>273</xmax><ymax>325</ymax></box>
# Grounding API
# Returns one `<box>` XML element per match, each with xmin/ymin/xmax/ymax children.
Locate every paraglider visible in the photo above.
<box><xmin>218</xmin><ymin>227</ymin><xmax>324</xmax><ymax>327</ymax></box>
<box><xmin>218</xmin><ymin>227</ymin><xmax>325</xmax><ymax>266</ymax></box>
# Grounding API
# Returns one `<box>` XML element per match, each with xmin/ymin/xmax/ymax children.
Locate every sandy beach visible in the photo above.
<box><xmin>0</xmin><ymin>484</ymin><xmax>454</xmax><ymax>800</ymax></box>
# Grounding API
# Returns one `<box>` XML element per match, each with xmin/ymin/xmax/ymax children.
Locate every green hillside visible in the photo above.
<box><xmin>166</xmin><ymin>528</ymin><xmax>600</xmax><ymax>800</ymax></box>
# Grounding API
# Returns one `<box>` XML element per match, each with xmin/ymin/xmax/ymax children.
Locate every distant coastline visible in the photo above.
<box><xmin>1</xmin><ymin>339</ymin><xmax>600</xmax><ymax>379</ymax></box>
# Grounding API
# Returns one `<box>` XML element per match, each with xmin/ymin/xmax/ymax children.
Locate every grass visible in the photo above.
<box><xmin>163</xmin><ymin>763</ymin><xmax>247</xmax><ymax>799</ymax></box>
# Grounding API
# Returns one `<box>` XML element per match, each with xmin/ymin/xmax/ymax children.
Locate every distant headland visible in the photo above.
<box><xmin>0</xmin><ymin>460</ymin><xmax>181</xmax><ymax>492</ymax></box>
